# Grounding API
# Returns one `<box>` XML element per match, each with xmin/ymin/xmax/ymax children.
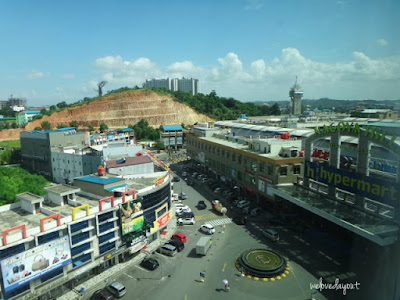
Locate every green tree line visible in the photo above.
<box><xmin>0</xmin><ymin>167</ymin><xmax>48</xmax><ymax>205</ymax></box>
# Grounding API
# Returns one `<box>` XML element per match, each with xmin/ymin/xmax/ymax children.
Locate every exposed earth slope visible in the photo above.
<box><xmin>0</xmin><ymin>90</ymin><xmax>214</xmax><ymax>141</ymax></box>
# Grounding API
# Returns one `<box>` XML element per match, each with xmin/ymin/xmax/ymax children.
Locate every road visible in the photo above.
<box><xmin>111</xmin><ymin>165</ymin><xmax>331</xmax><ymax>300</ymax></box>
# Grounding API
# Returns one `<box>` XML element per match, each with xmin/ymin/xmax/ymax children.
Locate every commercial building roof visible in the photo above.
<box><xmin>160</xmin><ymin>124</ymin><xmax>183</xmax><ymax>132</ymax></box>
<box><xmin>75</xmin><ymin>175</ymin><xmax>123</xmax><ymax>185</ymax></box>
<box><xmin>107</xmin><ymin>156</ymin><xmax>152</xmax><ymax>168</ymax></box>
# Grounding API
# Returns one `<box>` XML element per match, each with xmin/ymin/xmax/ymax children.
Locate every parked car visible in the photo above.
<box><xmin>182</xmin><ymin>171</ymin><xmax>187</xmax><ymax>177</ymax></box>
<box><xmin>214</xmin><ymin>187</ymin><xmax>222</xmax><ymax>194</ymax></box>
<box><xmin>172</xmin><ymin>233</ymin><xmax>187</xmax><ymax>243</ymax></box>
<box><xmin>174</xmin><ymin>203</ymin><xmax>190</xmax><ymax>211</ymax></box>
<box><xmin>243</xmin><ymin>205</ymin><xmax>255</xmax><ymax>214</ymax></box>
<box><xmin>200</xmin><ymin>224</ymin><xmax>215</xmax><ymax>235</ymax></box>
<box><xmin>157</xmin><ymin>244</ymin><xmax>177</xmax><ymax>256</ymax></box>
<box><xmin>107</xmin><ymin>282</ymin><xmax>126</xmax><ymax>298</ymax></box>
<box><xmin>237</xmin><ymin>200</ymin><xmax>250</xmax><ymax>208</ymax></box>
<box><xmin>179</xmin><ymin>192</ymin><xmax>188</xmax><ymax>200</ymax></box>
<box><xmin>177</xmin><ymin>211</ymin><xmax>195</xmax><ymax>218</ymax></box>
<box><xmin>233</xmin><ymin>216</ymin><xmax>247</xmax><ymax>225</ymax></box>
<box><xmin>262</xmin><ymin>228</ymin><xmax>280</xmax><ymax>241</ymax></box>
<box><xmin>166</xmin><ymin>239</ymin><xmax>185</xmax><ymax>252</ymax></box>
<box><xmin>187</xmin><ymin>180</ymin><xmax>194</xmax><ymax>186</ymax></box>
<box><xmin>172</xmin><ymin>176</ymin><xmax>180</xmax><ymax>182</ymax></box>
<box><xmin>177</xmin><ymin>217</ymin><xmax>195</xmax><ymax>225</ymax></box>
<box><xmin>250</xmin><ymin>207</ymin><xmax>262</xmax><ymax>216</ymax></box>
<box><xmin>92</xmin><ymin>289</ymin><xmax>115</xmax><ymax>300</ymax></box>
<box><xmin>197</xmin><ymin>200</ymin><xmax>207</xmax><ymax>210</ymax></box>
<box><xmin>140</xmin><ymin>257</ymin><xmax>159</xmax><ymax>270</ymax></box>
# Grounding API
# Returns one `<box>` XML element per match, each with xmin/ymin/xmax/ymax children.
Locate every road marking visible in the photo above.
<box><xmin>194</xmin><ymin>213</ymin><xmax>216</xmax><ymax>221</ymax></box>
<box><xmin>222</xmin><ymin>263</ymin><xmax>227</xmax><ymax>272</ymax></box>
<box><xmin>205</xmin><ymin>218</ymin><xmax>233</xmax><ymax>227</ymax></box>
<box><xmin>124</xmin><ymin>272</ymin><xmax>133</xmax><ymax>279</ymax></box>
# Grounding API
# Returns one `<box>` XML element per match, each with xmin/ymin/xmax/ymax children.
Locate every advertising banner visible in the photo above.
<box><xmin>120</xmin><ymin>198</ymin><xmax>144</xmax><ymax>235</ymax></box>
<box><xmin>150</xmin><ymin>210</ymin><xmax>173</xmax><ymax>233</ymax></box>
<box><xmin>0</xmin><ymin>235</ymin><xmax>71</xmax><ymax>293</ymax></box>
<box><xmin>304</xmin><ymin>160</ymin><xmax>399</xmax><ymax>207</ymax></box>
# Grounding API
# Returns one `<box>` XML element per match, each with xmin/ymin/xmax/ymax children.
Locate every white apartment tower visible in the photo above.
<box><xmin>143</xmin><ymin>77</ymin><xmax>200</xmax><ymax>95</ymax></box>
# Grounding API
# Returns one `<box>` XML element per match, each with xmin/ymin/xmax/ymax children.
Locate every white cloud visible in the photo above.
<box><xmin>26</xmin><ymin>70</ymin><xmax>45</xmax><ymax>80</ymax></box>
<box><xmin>377</xmin><ymin>39</ymin><xmax>388</xmax><ymax>46</ymax></box>
<box><xmin>91</xmin><ymin>49</ymin><xmax>400</xmax><ymax>101</ymax></box>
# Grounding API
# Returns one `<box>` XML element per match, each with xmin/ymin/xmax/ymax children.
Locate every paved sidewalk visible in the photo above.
<box><xmin>60</xmin><ymin>221</ymin><xmax>177</xmax><ymax>300</ymax></box>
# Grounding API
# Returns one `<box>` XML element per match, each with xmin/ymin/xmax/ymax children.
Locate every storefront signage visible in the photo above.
<box><xmin>120</xmin><ymin>199</ymin><xmax>144</xmax><ymax>236</ymax></box>
<box><xmin>0</xmin><ymin>236</ymin><xmax>71</xmax><ymax>293</ymax></box>
<box><xmin>155</xmin><ymin>176</ymin><xmax>165</xmax><ymax>186</ymax></box>
<box><xmin>150</xmin><ymin>210</ymin><xmax>173</xmax><ymax>233</ymax></box>
<box><xmin>305</xmin><ymin>161</ymin><xmax>398</xmax><ymax>207</ymax></box>
<box><xmin>369</xmin><ymin>161</ymin><xmax>397</xmax><ymax>174</ymax></box>
<box><xmin>314</xmin><ymin>122</ymin><xmax>396</xmax><ymax>148</ymax></box>
<box><xmin>128</xmin><ymin>235</ymin><xmax>148</xmax><ymax>254</ymax></box>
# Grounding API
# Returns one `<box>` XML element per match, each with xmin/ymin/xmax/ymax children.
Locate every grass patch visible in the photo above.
<box><xmin>0</xmin><ymin>139</ymin><xmax>21</xmax><ymax>148</ymax></box>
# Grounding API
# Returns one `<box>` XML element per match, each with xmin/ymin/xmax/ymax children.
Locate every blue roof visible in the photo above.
<box><xmin>160</xmin><ymin>124</ymin><xmax>183</xmax><ymax>132</ymax></box>
<box><xmin>23</xmin><ymin>110</ymin><xmax>41</xmax><ymax>114</ymax></box>
<box><xmin>104</xmin><ymin>183</ymin><xmax>128</xmax><ymax>191</ymax></box>
<box><xmin>364</xmin><ymin>122</ymin><xmax>400</xmax><ymax>128</ymax></box>
<box><xmin>29</xmin><ymin>127</ymin><xmax>77</xmax><ymax>133</ymax></box>
<box><xmin>76</xmin><ymin>176</ymin><xmax>124</xmax><ymax>185</ymax></box>
<box><xmin>118</xmin><ymin>128</ymin><xmax>133</xmax><ymax>132</ymax></box>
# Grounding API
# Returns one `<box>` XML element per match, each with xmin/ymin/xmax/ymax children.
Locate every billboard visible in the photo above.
<box><xmin>120</xmin><ymin>198</ymin><xmax>144</xmax><ymax>235</ymax></box>
<box><xmin>0</xmin><ymin>235</ymin><xmax>71</xmax><ymax>293</ymax></box>
<box><xmin>304</xmin><ymin>161</ymin><xmax>399</xmax><ymax>207</ymax></box>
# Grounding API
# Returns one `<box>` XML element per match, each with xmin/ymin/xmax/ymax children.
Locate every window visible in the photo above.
<box><xmin>71</xmin><ymin>232</ymin><xmax>90</xmax><ymax>245</ymax></box>
<box><xmin>259</xmin><ymin>162</ymin><xmax>265</xmax><ymax>172</ymax></box>
<box><xmin>238</xmin><ymin>155</ymin><xmax>242</xmax><ymax>164</ymax></box>
<box><xmin>99</xmin><ymin>241</ymin><xmax>116</xmax><ymax>254</ymax></box>
<box><xmin>251</xmin><ymin>161</ymin><xmax>257</xmax><ymax>172</ymax></box>
<box><xmin>293</xmin><ymin>165</ymin><xmax>301</xmax><ymax>174</ymax></box>
<box><xmin>232</xmin><ymin>154</ymin><xmax>236</xmax><ymax>162</ymax></box>
<box><xmin>280</xmin><ymin>166</ymin><xmax>288</xmax><ymax>176</ymax></box>
<box><xmin>38</xmin><ymin>231</ymin><xmax>60</xmax><ymax>245</ymax></box>
<box><xmin>71</xmin><ymin>242</ymin><xmax>91</xmax><ymax>257</ymax></box>
<box><xmin>268</xmin><ymin>165</ymin><xmax>273</xmax><ymax>175</ymax></box>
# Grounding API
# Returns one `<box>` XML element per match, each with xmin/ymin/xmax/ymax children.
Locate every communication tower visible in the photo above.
<box><xmin>289</xmin><ymin>77</ymin><xmax>303</xmax><ymax>115</ymax></box>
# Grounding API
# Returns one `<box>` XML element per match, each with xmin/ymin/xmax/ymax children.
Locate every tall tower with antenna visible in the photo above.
<box><xmin>289</xmin><ymin>76</ymin><xmax>303</xmax><ymax>115</ymax></box>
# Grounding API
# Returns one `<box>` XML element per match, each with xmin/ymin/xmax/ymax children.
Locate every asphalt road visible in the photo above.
<box><xmin>112</xmin><ymin>166</ymin><xmax>332</xmax><ymax>300</ymax></box>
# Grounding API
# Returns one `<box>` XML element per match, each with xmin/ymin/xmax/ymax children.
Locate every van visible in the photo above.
<box><xmin>262</xmin><ymin>229</ymin><xmax>280</xmax><ymax>241</ymax></box>
<box><xmin>158</xmin><ymin>244</ymin><xmax>177</xmax><ymax>256</ymax></box>
<box><xmin>107</xmin><ymin>281</ymin><xmax>126</xmax><ymax>298</ymax></box>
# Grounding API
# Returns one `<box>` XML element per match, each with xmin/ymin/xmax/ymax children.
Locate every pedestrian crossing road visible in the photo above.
<box><xmin>201</xmin><ymin>218</ymin><xmax>233</xmax><ymax>227</ymax></box>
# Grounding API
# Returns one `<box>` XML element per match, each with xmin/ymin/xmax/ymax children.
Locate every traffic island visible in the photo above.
<box><xmin>236</xmin><ymin>249</ymin><xmax>289</xmax><ymax>280</ymax></box>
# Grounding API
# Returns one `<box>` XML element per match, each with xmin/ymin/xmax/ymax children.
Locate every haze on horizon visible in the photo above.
<box><xmin>0</xmin><ymin>0</ymin><xmax>399</xmax><ymax>107</ymax></box>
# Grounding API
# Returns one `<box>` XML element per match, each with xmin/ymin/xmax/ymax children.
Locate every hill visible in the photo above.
<box><xmin>0</xmin><ymin>90</ymin><xmax>214</xmax><ymax>141</ymax></box>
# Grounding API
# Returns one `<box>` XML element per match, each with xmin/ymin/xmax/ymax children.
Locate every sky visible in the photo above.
<box><xmin>0</xmin><ymin>0</ymin><xmax>399</xmax><ymax>107</ymax></box>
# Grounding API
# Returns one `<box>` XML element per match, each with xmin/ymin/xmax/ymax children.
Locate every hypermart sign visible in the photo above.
<box><xmin>305</xmin><ymin>161</ymin><xmax>398</xmax><ymax>207</ymax></box>
<box><xmin>0</xmin><ymin>236</ymin><xmax>71</xmax><ymax>292</ymax></box>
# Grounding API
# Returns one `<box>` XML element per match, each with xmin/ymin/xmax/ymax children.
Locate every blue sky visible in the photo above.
<box><xmin>1</xmin><ymin>0</ymin><xmax>399</xmax><ymax>107</ymax></box>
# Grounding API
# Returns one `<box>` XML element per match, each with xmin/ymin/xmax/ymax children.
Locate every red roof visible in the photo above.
<box><xmin>107</xmin><ymin>156</ymin><xmax>152</xmax><ymax>169</ymax></box>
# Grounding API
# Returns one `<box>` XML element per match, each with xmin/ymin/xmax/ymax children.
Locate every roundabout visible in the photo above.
<box><xmin>236</xmin><ymin>249</ymin><xmax>288</xmax><ymax>278</ymax></box>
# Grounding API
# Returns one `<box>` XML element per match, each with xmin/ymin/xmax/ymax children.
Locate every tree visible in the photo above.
<box><xmin>49</xmin><ymin>105</ymin><xmax>57</xmax><ymax>111</ymax></box>
<box><xmin>98</xmin><ymin>81</ymin><xmax>107</xmax><ymax>97</ymax></box>
<box><xmin>88</xmin><ymin>124</ymin><xmax>94</xmax><ymax>132</ymax></box>
<box><xmin>34</xmin><ymin>127</ymin><xmax>42</xmax><ymax>131</ymax></box>
<box><xmin>99</xmin><ymin>122</ymin><xmax>108</xmax><ymax>133</ymax></box>
<box><xmin>0</xmin><ymin>106</ymin><xmax>16</xmax><ymax>117</ymax></box>
<box><xmin>41</xmin><ymin>121</ymin><xmax>51</xmax><ymax>130</ymax></box>
<box><xmin>270</xmin><ymin>103</ymin><xmax>281</xmax><ymax>115</ymax></box>
<box><xmin>56</xmin><ymin>101</ymin><xmax>67</xmax><ymax>109</ymax></box>
<box><xmin>57</xmin><ymin>124</ymin><xmax>68</xmax><ymax>129</ymax></box>
<box><xmin>69</xmin><ymin>120</ymin><xmax>79</xmax><ymax>130</ymax></box>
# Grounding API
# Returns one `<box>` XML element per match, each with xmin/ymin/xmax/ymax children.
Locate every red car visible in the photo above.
<box><xmin>172</xmin><ymin>233</ymin><xmax>187</xmax><ymax>243</ymax></box>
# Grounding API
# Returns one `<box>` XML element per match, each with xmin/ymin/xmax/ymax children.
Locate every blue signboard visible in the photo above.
<box><xmin>304</xmin><ymin>161</ymin><xmax>399</xmax><ymax>207</ymax></box>
<box><xmin>0</xmin><ymin>235</ymin><xmax>72</xmax><ymax>292</ymax></box>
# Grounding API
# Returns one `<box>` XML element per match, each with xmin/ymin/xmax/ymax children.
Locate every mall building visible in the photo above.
<box><xmin>187</xmin><ymin>119</ymin><xmax>400</xmax><ymax>300</ymax></box>
<box><xmin>0</xmin><ymin>160</ymin><xmax>174</xmax><ymax>300</ymax></box>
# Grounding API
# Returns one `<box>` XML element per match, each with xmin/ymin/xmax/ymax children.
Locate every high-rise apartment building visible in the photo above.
<box><xmin>143</xmin><ymin>77</ymin><xmax>200</xmax><ymax>95</ymax></box>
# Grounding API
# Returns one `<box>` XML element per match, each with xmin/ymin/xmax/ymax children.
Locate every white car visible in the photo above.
<box><xmin>175</xmin><ymin>204</ymin><xmax>190</xmax><ymax>211</ymax></box>
<box><xmin>200</xmin><ymin>224</ymin><xmax>215</xmax><ymax>234</ymax></box>
<box><xmin>177</xmin><ymin>217</ymin><xmax>195</xmax><ymax>225</ymax></box>
<box><xmin>237</xmin><ymin>200</ymin><xmax>250</xmax><ymax>208</ymax></box>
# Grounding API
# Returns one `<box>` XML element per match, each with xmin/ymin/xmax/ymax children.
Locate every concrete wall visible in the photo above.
<box><xmin>108</xmin><ymin>162</ymin><xmax>154</xmax><ymax>176</ymax></box>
